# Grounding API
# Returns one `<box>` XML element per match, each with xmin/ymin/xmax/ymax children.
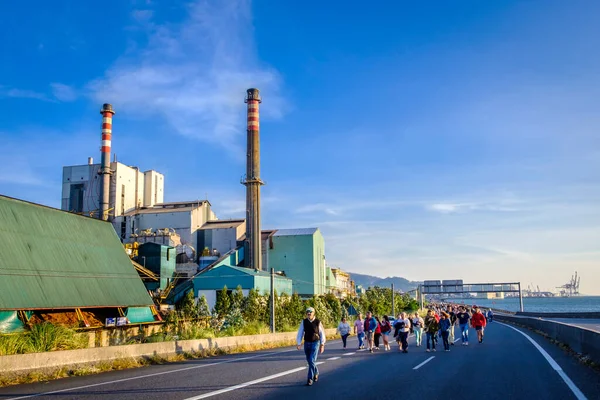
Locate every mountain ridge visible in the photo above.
<box><xmin>350</xmin><ymin>272</ymin><xmax>421</xmax><ymax>293</ymax></box>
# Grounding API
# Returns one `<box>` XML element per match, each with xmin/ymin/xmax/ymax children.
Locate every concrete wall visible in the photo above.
<box><xmin>0</xmin><ymin>329</ymin><xmax>336</xmax><ymax>374</ymax></box>
<box><xmin>496</xmin><ymin>314</ymin><xmax>600</xmax><ymax>365</ymax></box>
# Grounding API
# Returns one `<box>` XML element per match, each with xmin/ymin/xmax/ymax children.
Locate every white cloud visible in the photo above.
<box><xmin>1</xmin><ymin>87</ymin><xmax>51</xmax><ymax>102</ymax></box>
<box><xmin>88</xmin><ymin>0</ymin><xmax>284</xmax><ymax>153</ymax></box>
<box><xmin>50</xmin><ymin>83</ymin><xmax>78</xmax><ymax>102</ymax></box>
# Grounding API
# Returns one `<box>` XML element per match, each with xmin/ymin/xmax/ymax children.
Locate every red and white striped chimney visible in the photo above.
<box><xmin>243</xmin><ymin>89</ymin><xmax>264</xmax><ymax>270</ymax></box>
<box><xmin>99</xmin><ymin>103</ymin><xmax>115</xmax><ymax>221</ymax></box>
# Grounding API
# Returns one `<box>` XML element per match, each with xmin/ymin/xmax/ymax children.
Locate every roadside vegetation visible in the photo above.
<box><xmin>0</xmin><ymin>323</ymin><xmax>88</xmax><ymax>356</ymax></box>
<box><xmin>0</xmin><ymin>286</ymin><xmax>418</xmax><ymax>353</ymax></box>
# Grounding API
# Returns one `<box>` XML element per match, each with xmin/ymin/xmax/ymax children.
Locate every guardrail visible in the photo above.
<box><xmin>496</xmin><ymin>314</ymin><xmax>600</xmax><ymax>365</ymax></box>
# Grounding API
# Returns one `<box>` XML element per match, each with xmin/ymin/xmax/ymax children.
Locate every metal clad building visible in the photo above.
<box><xmin>267</xmin><ymin>228</ymin><xmax>326</xmax><ymax>297</ymax></box>
<box><xmin>0</xmin><ymin>195</ymin><xmax>154</xmax><ymax>310</ymax></box>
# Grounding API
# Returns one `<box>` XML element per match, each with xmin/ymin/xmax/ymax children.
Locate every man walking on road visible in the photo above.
<box><xmin>471</xmin><ymin>307</ymin><xmax>487</xmax><ymax>343</ymax></box>
<box><xmin>456</xmin><ymin>306</ymin><xmax>471</xmax><ymax>345</ymax></box>
<box><xmin>296</xmin><ymin>307</ymin><xmax>326</xmax><ymax>386</ymax></box>
<box><xmin>364</xmin><ymin>311</ymin><xmax>377</xmax><ymax>353</ymax></box>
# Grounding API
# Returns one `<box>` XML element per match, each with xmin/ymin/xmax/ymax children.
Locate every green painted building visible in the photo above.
<box><xmin>267</xmin><ymin>228</ymin><xmax>326</xmax><ymax>297</ymax></box>
<box><xmin>0</xmin><ymin>195</ymin><xmax>155</xmax><ymax>332</ymax></box>
<box><xmin>192</xmin><ymin>264</ymin><xmax>292</xmax><ymax>309</ymax></box>
<box><xmin>137</xmin><ymin>243</ymin><xmax>176</xmax><ymax>290</ymax></box>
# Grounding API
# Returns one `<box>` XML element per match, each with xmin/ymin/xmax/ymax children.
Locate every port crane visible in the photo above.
<box><xmin>556</xmin><ymin>271</ymin><xmax>581</xmax><ymax>297</ymax></box>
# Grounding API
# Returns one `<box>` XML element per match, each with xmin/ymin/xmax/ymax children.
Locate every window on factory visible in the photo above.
<box><xmin>69</xmin><ymin>184</ymin><xmax>85</xmax><ymax>213</ymax></box>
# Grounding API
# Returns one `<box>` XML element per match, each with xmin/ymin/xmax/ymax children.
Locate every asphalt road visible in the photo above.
<box><xmin>0</xmin><ymin>321</ymin><xmax>599</xmax><ymax>400</ymax></box>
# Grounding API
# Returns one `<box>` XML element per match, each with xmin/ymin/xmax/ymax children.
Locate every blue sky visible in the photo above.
<box><xmin>1</xmin><ymin>1</ymin><xmax>599</xmax><ymax>294</ymax></box>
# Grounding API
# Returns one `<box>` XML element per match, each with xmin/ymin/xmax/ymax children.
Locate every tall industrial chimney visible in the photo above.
<box><xmin>99</xmin><ymin>103</ymin><xmax>115</xmax><ymax>221</ymax></box>
<box><xmin>243</xmin><ymin>89</ymin><xmax>264</xmax><ymax>270</ymax></box>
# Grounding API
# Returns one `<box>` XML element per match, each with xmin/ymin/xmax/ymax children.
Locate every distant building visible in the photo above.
<box><xmin>61</xmin><ymin>160</ymin><xmax>164</xmax><ymax>221</ymax></box>
<box><xmin>331</xmin><ymin>267</ymin><xmax>355</xmax><ymax>298</ymax></box>
<box><xmin>477</xmin><ymin>292</ymin><xmax>505</xmax><ymax>299</ymax></box>
<box><xmin>266</xmin><ymin>228</ymin><xmax>326</xmax><ymax>297</ymax></box>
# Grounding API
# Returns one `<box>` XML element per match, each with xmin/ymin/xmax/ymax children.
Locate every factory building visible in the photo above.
<box><xmin>118</xmin><ymin>200</ymin><xmax>216</xmax><ymax>254</ymax></box>
<box><xmin>197</xmin><ymin>219</ymin><xmax>246</xmax><ymax>259</ymax></box>
<box><xmin>61</xmin><ymin>159</ymin><xmax>164</xmax><ymax>223</ymax></box>
<box><xmin>193</xmin><ymin>264</ymin><xmax>292</xmax><ymax>310</ymax></box>
<box><xmin>0</xmin><ymin>195</ymin><xmax>158</xmax><ymax>333</ymax></box>
<box><xmin>265</xmin><ymin>228</ymin><xmax>327</xmax><ymax>298</ymax></box>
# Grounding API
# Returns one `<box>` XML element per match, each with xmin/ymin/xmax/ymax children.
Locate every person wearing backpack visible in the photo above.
<box><xmin>363</xmin><ymin>311</ymin><xmax>378</xmax><ymax>353</ymax></box>
<box><xmin>380</xmin><ymin>315</ymin><xmax>392</xmax><ymax>351</ymax></box>
<box><xmin>424</xmin><ymin>309</ymin><xmax>439</xmax><ymax>352</ymax></box>
<box><xmin>394</xmin><ymin>312</ymin><xmax>411</xmax><ymax>353</ymax></box>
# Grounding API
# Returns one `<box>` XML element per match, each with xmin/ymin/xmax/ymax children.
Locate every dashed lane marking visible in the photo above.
<box><xmin>413</xmin><ymin>356</ymin><xmax>435</xmax><ymax>370</ymax></box>
<box><xmin>5</xmin><ymin>349</ymin><xmax>299</xmax><ymax>400</ymax></box>
<box><xmin>343</xmin><ymin>352</ymin><xmax>356</xmax><ymax>356</ymax></box>
<box><xmin>326</xmin><ymin>357</ymin><xmax>341</xmax><ymax>361</ymax></box>
<box><xmin>454</xmin><ymin>339</ymin><xmax>461</xmax><ymax>343</ymax></box>
<box><xmin>184</xmin><ymin>361</ymin><xmax>328</xmax><ymax>399</ymax></box>
<box><xmin>496</xmin><ymin>322</ymin><xmax>587</xmax><ymax>400</ymax></box>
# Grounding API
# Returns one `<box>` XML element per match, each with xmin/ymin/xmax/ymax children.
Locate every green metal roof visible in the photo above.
<box><xmin>0</xmin><ymin>196</ymin><xmax>154</xmax><ymax>310</ymax></box>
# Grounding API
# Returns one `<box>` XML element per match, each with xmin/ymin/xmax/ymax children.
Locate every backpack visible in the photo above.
<box><xmin>381</xmin><ymin>321</ymin><xmax>391</xmax><ymax>333</ymax></box>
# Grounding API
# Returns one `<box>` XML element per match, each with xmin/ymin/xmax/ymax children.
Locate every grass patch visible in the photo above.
<box><xmin>0</xmin><ymin>324</ymin><xmax>87</xmax><ymax>356</ymax></box>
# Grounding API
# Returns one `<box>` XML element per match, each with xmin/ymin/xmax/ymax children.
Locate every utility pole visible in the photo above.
<box><xmin>391</xmin><ymin>283</ymin><xmax>395</xmax><ymax>317</ymax></box>
<box><xmin>420</xmin><ymin>285</ymin><xmax>424</xmax><ymax>311</ymax></box>
<box><xmin>270</xmin><ymin>268</ymin><xmax>275</xmax><ymax>333</ymax></box>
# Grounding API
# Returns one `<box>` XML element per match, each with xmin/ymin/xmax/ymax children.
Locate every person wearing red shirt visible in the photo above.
<box><xmin>373</xmin><ymin>316</ymin><xmax>382</xmax><ymax>350</ymax></box>
<box><xmin>471</xmin><ymin>307</ymin><xmax>487</xmax><ymax>343</ymax></box>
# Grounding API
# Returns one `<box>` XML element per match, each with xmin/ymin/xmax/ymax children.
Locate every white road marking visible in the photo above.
<box><xmin>496</xmin><ymin>322</ymin><xmax>587</xmax><ymax>400</ymax></box>
<box><xmin>413</xmin><ymin>356</ymin><xmax>435</xmax><ymax>370</ymax></box>
<box><xmin>183</xmin><ymin>361</ymin><xmax>327</xmax><ymax>399</ymax></box>
<box><xmin>183</xmin><ymin>366</ymin><xmax>307</xmax><ymax>399</ymax></box>
<box><xmin>5</xmin><ymin>349</ymin><xmax>298</xmax><ymax>400</ymax></box>
<box><xmin>343</xmin><ymin>352</ymin><xmax>356</xmax><ymax>356</ymax></box>
<box><xmin>454</xmin><ymin>339</ymin><xmax>461</xmax><ymax>343</ymax></box>
<box><xmin>326</xmin><ymin>357</ymin><xmax>341</xmax><ymax>360</ymax></box>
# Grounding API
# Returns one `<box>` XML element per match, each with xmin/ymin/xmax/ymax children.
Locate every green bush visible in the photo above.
<box><xmin>28</xmin><ymin>323</ymin><xmax>88</xmax><ymax>353</ymax></box>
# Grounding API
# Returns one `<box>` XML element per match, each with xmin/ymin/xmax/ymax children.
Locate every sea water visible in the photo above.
<box><xmin>455</xmin><ymin>296</ymin><xmax>600</xmax><ymax>313</ymax></box>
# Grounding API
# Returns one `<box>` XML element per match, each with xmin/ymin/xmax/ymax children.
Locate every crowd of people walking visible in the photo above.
<box><xmin>336</xmin><ymin>303</ymin><xmax>490</xmax><ymax>354</ymax></box>
<box><xmin>299</xmin><ymin>303</ymin><xmax>491</xmax><ymax>386</ymax></box>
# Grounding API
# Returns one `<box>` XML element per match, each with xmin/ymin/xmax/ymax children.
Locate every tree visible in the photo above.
<box><xmin>231</xmin><ymin>285</ymin><xmax>245</xmax><ymax>312</ymax></box>
<box><xmin>213</xmin><ymin>286</ymin><xmax>231</xmax><ymax>318</ymax></box>
<box><xmin>323</xmin><ymin>293</ymin><xmax>342</xmax><ymax>324</ymax></box>
<box><xmin>180</xmin><ymin>290</ymin><xmax>198</xmax><ymax>319</ymax></box>
<box><xmin>242</xmin><ymin>288</ymin><xmax>261</xmax><ymax>323</ymax></box>
<box><xmin>197</xmin><ymin>294</ymin><xmax>211</xmax><ymax>317</ymax></box>
<box><xmin>284</xmin><ymin>292</ymin><xmax>305</xmax><ymax>327</ymax></box>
